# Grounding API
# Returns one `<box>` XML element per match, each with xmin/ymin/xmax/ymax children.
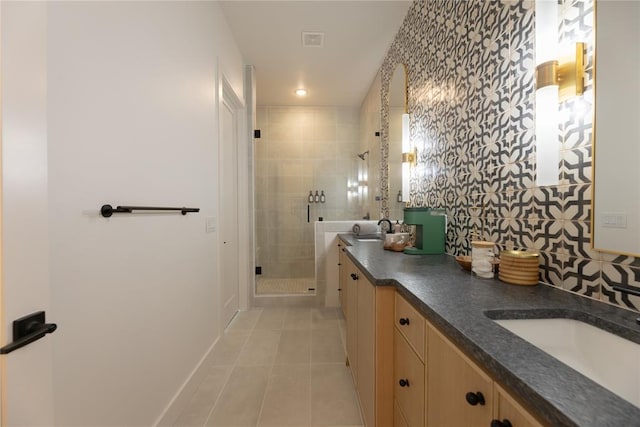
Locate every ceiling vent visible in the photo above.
<box><xmin>302</xmin><ymin>32</ymin><xmax>324</xmax><ymax>48</ymax></box>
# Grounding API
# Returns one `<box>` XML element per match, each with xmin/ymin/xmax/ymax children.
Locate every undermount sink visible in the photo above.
<box><xmin>356</xmin><ymin>234</ymin><xmax>381</xmax><ymax>242</ymax></box>
<box><xmin>490</xmin><ymin>316</ymin><xmax>640</xmax><ymax>408</ymax></box>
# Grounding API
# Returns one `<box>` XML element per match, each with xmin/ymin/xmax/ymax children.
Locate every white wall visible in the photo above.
<box><xmin>44</xmin><ymin>2</ymin><xmax>244</xmax><ymax>425</ymax></box>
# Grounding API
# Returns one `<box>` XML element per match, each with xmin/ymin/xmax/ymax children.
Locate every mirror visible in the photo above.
<box><xmin>388</xmin><ymin>64</ymin><xmax>408</xmax><ymax>221</ymax></box>
<box><xmin>360</xmin><ymin>72</ymin><xmax>382</xmax><ymax>220</ymax></box>
<box><xmin>593</xmin><ymin>0</ymin><xmax>640</xmax><ymax>256</ymax></box>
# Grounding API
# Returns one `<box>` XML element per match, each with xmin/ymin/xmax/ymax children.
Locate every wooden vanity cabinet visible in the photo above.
<box><xmin>345</xmin><ymin>255</ymin><xmax>358</xmax><ymax>384</ymax></box>
<box><xmin>343</xmin><ymin>255</ymin><xmax>394</xmax><ymax>427</ymax></box>
<box><xmin>337</xmin><ymin>240</ymin><xmax>347</xmax><ymax>316</ymax></box>
<box><xmin>394</xmin><ymin>328</ymin><xmax>425</xmax><ymax>427</ymax></box>
<box><xmin>493</xmin><ymin>383</ymin><xmax>544</xmax><ymax>427</ymax></box>
<box><xmin>427</xmin><ymin>325</ymin><xmax>494</xmax><ymax>427</ymax></box>
<box><xmin>393</xmin><ymin>292</ymin><xmax>545</xmax><ymax>427</ymax></box>
<box><xmin>394</xmin><ymin>293</ymin><xmax>426</xmax><ymax>427</ymax></box>
<box><xmin>394</xmin><ymin>400</ymin><xmax>410</xmax><ymax>427</ymax></box>
<box><xmin>395</xmin><ymin>292</ymin><xmax>425</xmax><ymax>360</ymax></box>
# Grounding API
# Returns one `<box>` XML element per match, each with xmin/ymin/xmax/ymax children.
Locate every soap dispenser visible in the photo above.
<box><xmin>308</xmin><ymin>191</ymin><xmax>314</xmax><ymax>203</ymax></box>
<box><xmin>320</xmin><ymin>190</ymin><xmax>326</xmax><ymax>203</ymax></box>
<box><xmin>314</xmin><ymin>190</ymin><xmax>320</xmax><ymax>203</ymax></box>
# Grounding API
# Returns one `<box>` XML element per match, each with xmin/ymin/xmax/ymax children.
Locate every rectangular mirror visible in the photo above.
<box><xmin>593</xmin><ymin>0</ymin><xmax>640</xmax><ymax>256</ymax></box>
<box><xmin>388</xmin><ymin>63</ymin><xmax>408</xmax><ymax>221</ymax></box>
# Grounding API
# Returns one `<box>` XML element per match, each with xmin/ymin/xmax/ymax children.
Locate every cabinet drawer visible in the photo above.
<box><xmin>493</xmin><ymin>383</ymin><xmax>544</xmax><ymax>427</ymax></box>
<box><xmin>394</xmin><ymin>328</ymin><xmax>425</xmax><ymax>427</ymax></box>
<box><xmin>395</xmin><ymin>293</ymin><xmax>426</xmax><ymax>362</ymax></box>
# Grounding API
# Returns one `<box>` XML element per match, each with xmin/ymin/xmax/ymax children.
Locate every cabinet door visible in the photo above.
<box><xmin>338</xmin><ymin>241</ymin><xmax>347</xmax><ymax>316</ymax></box>
<box><xmin>394</xmin><ymin>329</ymin><xmax>425</xmax><ymax>427</ymax></box>
<box><xmin>493</xmin><ymin>384</ymin><xmax>544</xmax><ymax>427</ymax></box>
<box><xmin>427</xmin><ymin>326</ymin><xmax>493</xmax><ymax>427</ymax></box>
<box><xmin>345</xmin><ymin>256</ymin><xmax>358</xmax><ymax>383</ymax></box>
<box><xmin>344</xmin><ymin>258</ymin><xmax>394</xmax><ymax>427</ymax></box>
<box><xmin>357</xmin><ymin>271</ymin><xmax>376</xmax><ymax>427</ymax></box>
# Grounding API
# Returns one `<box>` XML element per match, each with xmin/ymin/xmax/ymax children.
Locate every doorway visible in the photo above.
<box><xmin>220</xmin><ymin>77</ymin><xmax>244</xmax><ymax>327</ymax></box>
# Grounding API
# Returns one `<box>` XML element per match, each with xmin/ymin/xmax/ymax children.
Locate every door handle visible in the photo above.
<box><xmin>0</xmin><ymin>311</ymin><xmax>57</xmax><ymax>355</ymax></box>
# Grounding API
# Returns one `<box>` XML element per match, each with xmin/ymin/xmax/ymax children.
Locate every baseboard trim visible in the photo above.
<box><xmin>153</xmin><ymin>335</ymin><xmax>221</xmax><ymax>427</ymax></box>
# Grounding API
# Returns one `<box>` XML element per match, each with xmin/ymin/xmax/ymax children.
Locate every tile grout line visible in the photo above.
<box><xmin>199</xmin><ymin>365</ymin><xmax>232</xmax><ymax>427</ymax></box>
<box><xmin>200</xmin><ymin>308</ymin><xmax>361</xmax><ymax>427</ymax></box>
<box><xmin>254</xmin><ymin>307</ymin><xmax>292</xmax><ymax>426</ymax></box>
<box><xmin>253</xmin><ymin>340</ymin><xmax>280</xmax><ymax>426</ymax></box>
<box><xmin>308</xmin><ymin>310</ymin><xmax>314</xmax><ymax>427</ymax></box>
<box><xmin>201</xmin><ymin>311</ymin><xmax>259</xmax><ymax>427</ymax></box>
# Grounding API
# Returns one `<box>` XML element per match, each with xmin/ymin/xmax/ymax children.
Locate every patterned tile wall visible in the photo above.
<box><xmin>378</xmin><ymin>0</ymin><xmax>640</xmax><ymax>312</ymax></box>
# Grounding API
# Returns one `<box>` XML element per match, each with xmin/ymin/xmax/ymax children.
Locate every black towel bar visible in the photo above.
<box><xmin>101</xmin><ymin>204</ymin><xmax>199</xmax><ymax>217</ymax></box>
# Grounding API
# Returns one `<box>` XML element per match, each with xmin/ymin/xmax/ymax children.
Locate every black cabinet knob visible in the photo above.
<box><xmin>491</xmin><ymin>419</ymin><xmax>512</xmax><ymax>427</ymax></box>
<box><xmin>399</xmin><ymin>317</ymin><xmax>410</xmax><ymax>326</ymax></box>
<box><xmin>399</xmin><ymin>379</ymin><xmax>410</xmax><ymax>387</ymax></box>
<box><xmin>465</xmin><ymin>391</ymin><xmax>485</xmax><ymax>406</ymax></box>
<box><xmin>350</xmin><ymin>273</ymin><xmax>358</xmax><ymax>280</ymax></box>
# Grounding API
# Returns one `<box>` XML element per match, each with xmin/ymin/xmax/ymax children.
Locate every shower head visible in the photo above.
<box><xmin>357</xmin><ymin>150</ymin><xmax>370</xmax><ymax>160</ymax></box>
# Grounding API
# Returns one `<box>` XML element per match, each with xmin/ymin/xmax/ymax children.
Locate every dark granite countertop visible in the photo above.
<box><xmin>339</xmin><ymin>234</ymin><xmax>640</xmax><ymax>427</ymax></box>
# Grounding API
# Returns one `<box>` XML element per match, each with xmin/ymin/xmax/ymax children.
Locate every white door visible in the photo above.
<box><xmin>0</xmin><ymin>2</ymin><xmax>55</xmax><ymax>425</ymax></box>
<box><xmin>220</xmin><ymin>81</ymin><xmax>240</xmax><ymax>328</ymax></box>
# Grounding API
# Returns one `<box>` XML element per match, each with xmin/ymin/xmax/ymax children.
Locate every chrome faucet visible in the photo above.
<box><xmin>377</xmin><ymin>218</ymin><xmax>393</xmax><ymax>234</ymax></box>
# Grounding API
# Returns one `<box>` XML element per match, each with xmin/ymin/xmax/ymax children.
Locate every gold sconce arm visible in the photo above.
<box><xmin>535</xmin><ymin>42</ymin><xmax>585</xmax><ymax>101</ymax></box>
<box><xmin>402</xmin><ymin>148</ymin><xmax>417</xmax><ymax>166</ymax></box>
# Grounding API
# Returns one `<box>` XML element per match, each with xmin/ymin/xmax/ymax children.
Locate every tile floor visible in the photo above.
<box><xmin>255</xmin><ymin>277</ymin><xmax>315</xmax><ymax>295</ymax></box>
<box><xmin>174</xmin><ymin>307</ymin><xmax>363</xmax><ymax>427</ymax></box>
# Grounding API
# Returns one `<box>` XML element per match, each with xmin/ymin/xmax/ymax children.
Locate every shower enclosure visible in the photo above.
<box><xmin>254</xmin><ymin>106</ymin><xmax>362</xmax><ymax>296</ymax></box>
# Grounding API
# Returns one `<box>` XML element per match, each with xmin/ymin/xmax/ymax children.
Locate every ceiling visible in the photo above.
<box><xmin>219</xmin><ymin>1</ymin><xmax>411</xmax><ymax>107</ymax></box>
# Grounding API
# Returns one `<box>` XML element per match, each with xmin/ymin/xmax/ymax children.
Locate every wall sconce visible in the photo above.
<box><xmin>401</xmin><ymin>113</ymin><xmax>416</xmax><ymax>202</ymax></box>
<box><xmin>535</xmin><ymin>0</ymin><xmax>585</xmax><ymax>186</ymax></box>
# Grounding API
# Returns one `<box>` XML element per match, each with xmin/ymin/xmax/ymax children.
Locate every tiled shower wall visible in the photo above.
<box><xmin>379</xmin><ymin>0</ymin><xmax>640</xmax><ymax>311</ymax></box>
<box><xmin>255</xmin><ymin>106</ymin><xmax>361</xmax><ymax>279</ymax></box>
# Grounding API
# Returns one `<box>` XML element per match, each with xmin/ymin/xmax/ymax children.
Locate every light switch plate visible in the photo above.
<box><xmin>206</xmin><ymin>217</ymin><xmax>216</xmax><ymax>233</ymax></box>
<box><xmin>602</xmin><ymin>212</ymin><xmax>627</xmax><ymax>229</ymax></box>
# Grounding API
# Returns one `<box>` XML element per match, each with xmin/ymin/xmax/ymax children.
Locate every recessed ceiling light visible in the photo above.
<box><xmin>295</xmin><ymin>89</ymin><xmax>307</xmax><ymax>96</ymax></box>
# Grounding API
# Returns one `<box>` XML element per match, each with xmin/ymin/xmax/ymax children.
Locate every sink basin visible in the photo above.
<box><xmin>492</xmin><ymin>317</ymin><xmax>640</xmax><ymax>408</ymax></box>
<box><xmin>356</xmin><ymin>234</ymin><xmax>381</xmax><ymax>242</ymax></box>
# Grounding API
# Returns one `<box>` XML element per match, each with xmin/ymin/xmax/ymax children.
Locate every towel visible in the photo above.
<box><xmin>352</xmin><ymin>223</ymin><xmax>378</xmax><ymax>236</ymax></box>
